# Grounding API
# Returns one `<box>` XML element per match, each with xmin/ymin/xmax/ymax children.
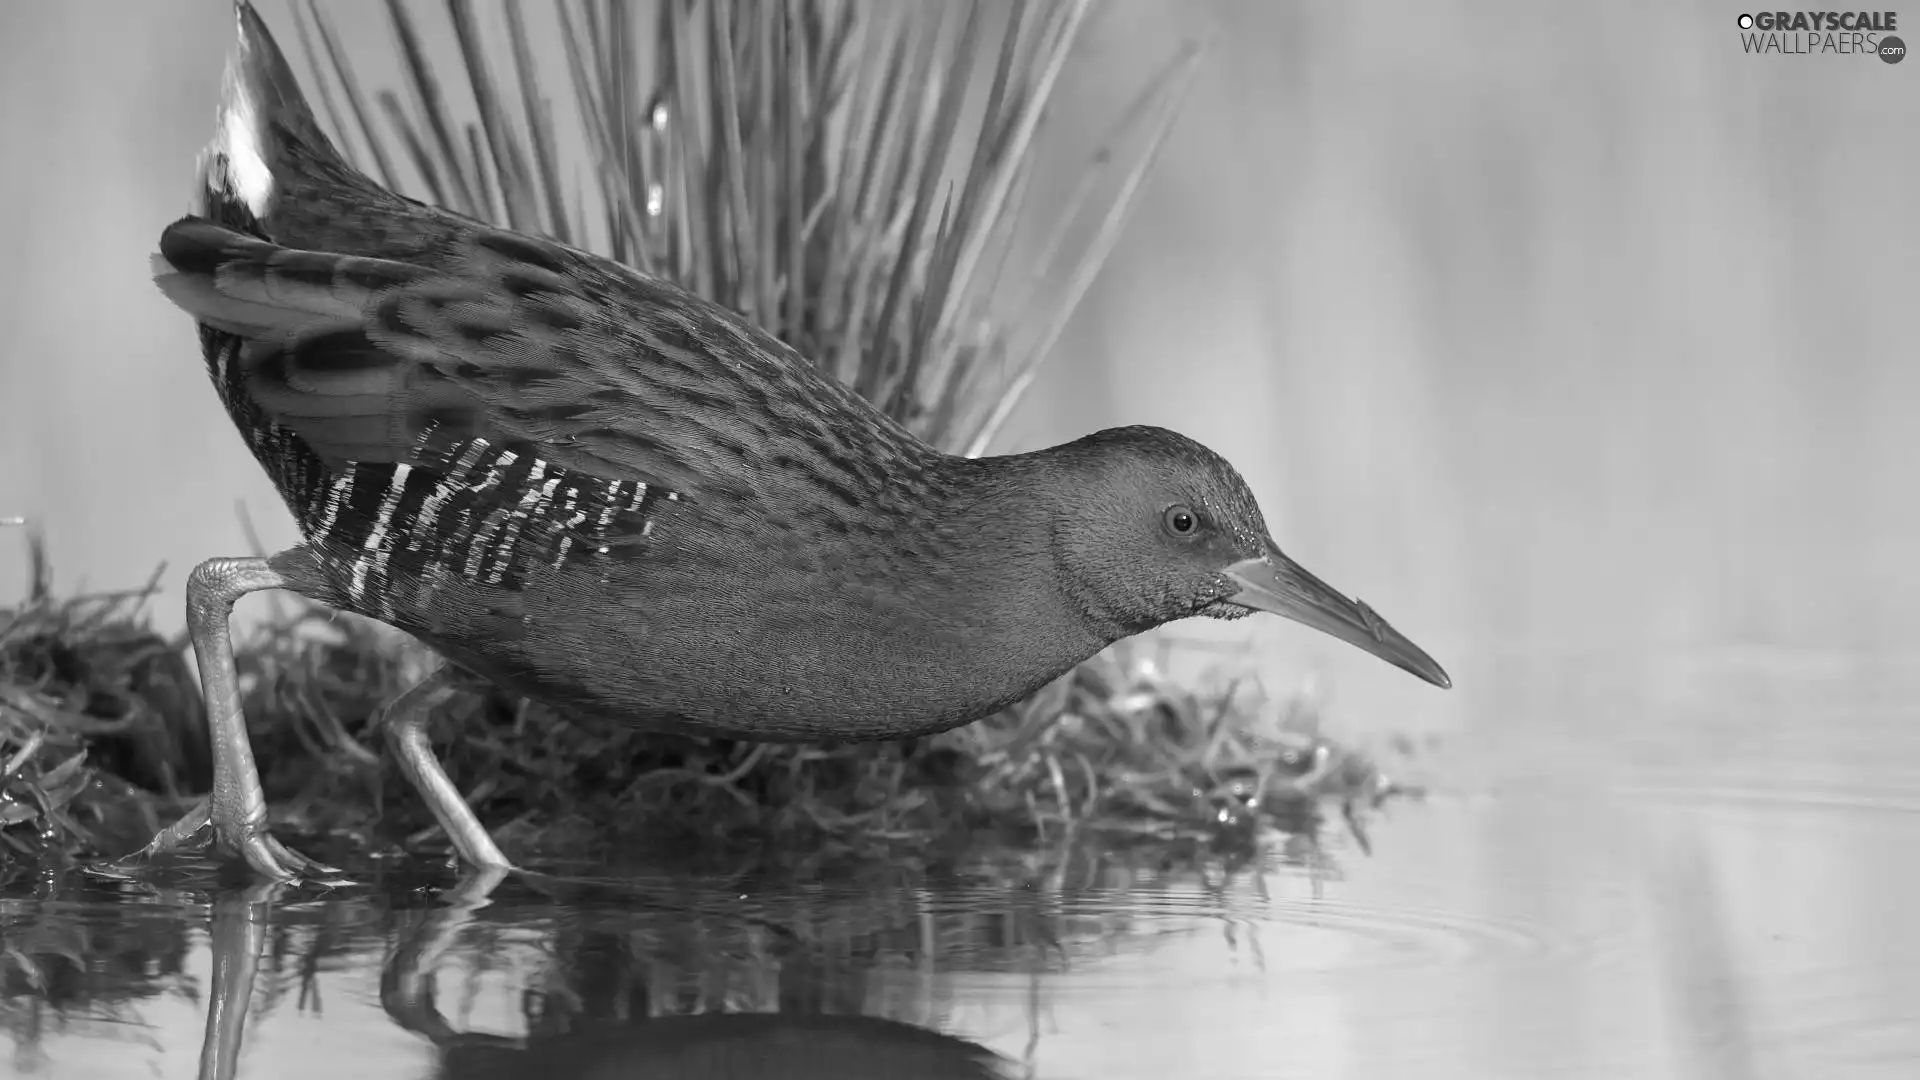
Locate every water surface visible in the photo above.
<box><xmin>5</xmin><ymin>647</ymin><xmax>1919</xmax><ymax>1080</ymax></box>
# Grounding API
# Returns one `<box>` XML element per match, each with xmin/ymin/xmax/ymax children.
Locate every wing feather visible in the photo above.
<box><xmin>152</xmin><ymin>215</ymin><xmax>715</xmax><ymax>495</ymax></box>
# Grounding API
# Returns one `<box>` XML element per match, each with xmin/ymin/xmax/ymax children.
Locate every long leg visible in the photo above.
<box><xmin>136</xmin><ymin>556</ymin><xmax>335</xmax><ymax>880</ymax></box>
<box><xmin>382</xmin><ymin>663</ymin><xmax>512</xmax><ymax>870</ymax></box>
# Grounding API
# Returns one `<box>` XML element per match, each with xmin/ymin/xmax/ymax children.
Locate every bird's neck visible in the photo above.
<box><xmin>692</xmin><ymin>444</ymin><xmax>1123</xmax><ymax>734</ymax></box>
<box><xmin>900</xmin><ymin>450</ymin><xmax>1119</xmax><ymax>698</ymax></box>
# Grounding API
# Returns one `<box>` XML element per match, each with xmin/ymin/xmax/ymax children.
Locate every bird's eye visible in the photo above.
<box><xmin>1162</xmin><ymin>504</ymin><xmax>1200</xmax><ymax>537</ymax></box>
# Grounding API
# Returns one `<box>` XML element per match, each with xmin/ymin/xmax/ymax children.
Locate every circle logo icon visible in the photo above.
<box><xmin>1881</xmin><ymin>35</ymin><xmax>1907</xmax><ymax>63</ymax></box>
<box><xmin>1738</xmin><ymin>14</ymin><xmax>1754</xmax><ymax>29</ymax></box>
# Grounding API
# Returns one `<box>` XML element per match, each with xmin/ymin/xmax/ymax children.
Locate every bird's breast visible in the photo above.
<box><xmin>458</xmin><ymin>534</ymin><xmax>1093</xmax><ymax>743</ymax></box>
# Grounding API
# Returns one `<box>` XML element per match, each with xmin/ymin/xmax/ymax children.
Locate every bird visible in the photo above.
<box><xmin>141</xmin><ymin>2</ymin><xmax>1450</xmax><ymax>881</ymax></box>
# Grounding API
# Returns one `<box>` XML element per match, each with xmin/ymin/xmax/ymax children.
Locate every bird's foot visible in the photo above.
<box><xmin>121</xmin><ymin>797</ymin><xmax>347</xmax><ymax>884</ymax></box>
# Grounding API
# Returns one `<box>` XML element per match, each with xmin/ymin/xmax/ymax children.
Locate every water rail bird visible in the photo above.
<box><xmin>141</xmin><ymin>2</ymin><xmax>1450</xmax><ymax>879</ymax></box>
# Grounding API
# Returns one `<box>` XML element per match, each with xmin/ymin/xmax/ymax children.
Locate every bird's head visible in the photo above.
<box><xmin>1039</xmin><ymin>425</ymin><xmax>1450</xmax><ymax>688</ymax></box>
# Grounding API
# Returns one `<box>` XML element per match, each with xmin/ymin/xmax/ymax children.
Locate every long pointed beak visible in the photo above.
<box><xmin>1223</xmin><ymin>552</ymin><xmax>1451</xmax><ymax>689</ymax></box>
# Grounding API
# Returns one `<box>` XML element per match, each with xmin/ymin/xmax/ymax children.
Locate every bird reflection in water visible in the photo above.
<box><xmin>194</xmin><ymin>870</ymin><xmax>1018</xmax><ymax>1080</ymax></box>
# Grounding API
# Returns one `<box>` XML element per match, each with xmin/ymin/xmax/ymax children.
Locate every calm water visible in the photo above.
<box><xmin>4</xmin><ymin>647</ymin><xmax>1919</xmax><ymax>1080</ymax></box>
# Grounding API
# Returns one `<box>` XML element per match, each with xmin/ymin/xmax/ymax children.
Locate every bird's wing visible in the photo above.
<box><xmin>152</xmin><ymin>215</ymin><xmax>802</xmax><ymax>500</ymax></box>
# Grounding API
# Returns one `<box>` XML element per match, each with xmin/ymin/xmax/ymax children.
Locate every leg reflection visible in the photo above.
<box><xmin>378</xmin><ymin>866</ymin><xmax>513</xmax><ymax>1044</ymax></box>
<box><xmin>376</xmin><ymin>869</ymin><xmax>1016</xmax><ymax>1079</ymax></box>
<box><xmin>197</xmin><ymin>882</ymin><xmax>285</xmax><ymax>1080</ymax></box>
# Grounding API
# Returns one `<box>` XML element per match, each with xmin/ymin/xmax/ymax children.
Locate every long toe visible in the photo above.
<box><xmin>120</xmin><ymin>799</ymin><xmax>214</xmax><ymax>865</ymax></box>
<box><xmin>196</xmin><ymin>795</ymin><xmax>349</xmax><ymax>883</ymax></box>
<box><xmin>231</xmin><ymin>825</ymin><xmax>348</xmax><ymax>884</ymax></box>
<box><xmin>263</xmin><ymin>835</ymin><xmax>350</xmax><ymax>883</ymax></box>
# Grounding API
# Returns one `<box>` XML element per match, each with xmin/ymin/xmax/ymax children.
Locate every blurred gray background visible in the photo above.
<box><xmin>0</xmin><ymin>0</ymin><xmax>1914</xmax><ymax>740</ymax></box>
<box><xmin>4</xmin><ymin>4</ymin><xmax>1920</xmax><ymax>1078</ymax></box>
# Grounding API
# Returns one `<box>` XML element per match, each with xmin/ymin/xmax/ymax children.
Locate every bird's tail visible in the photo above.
<box><xmin>194</xmin><ymin>2</ymin><xmax>357</xmax><ymax>236</ymax></box>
